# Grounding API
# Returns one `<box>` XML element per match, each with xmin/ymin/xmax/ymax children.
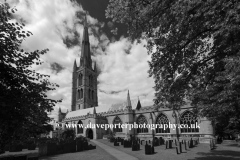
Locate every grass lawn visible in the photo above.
<box><xmin>98</xmin><ymin>139</ymin><xmax>240</xmax><ymax>160</ymax></box>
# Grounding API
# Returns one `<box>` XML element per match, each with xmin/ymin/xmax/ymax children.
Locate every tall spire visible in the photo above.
<box><xmin>80</xmin><ymin>13</ymin><xmax>91</xmax><ymax>68</ymax></box>
<box><xmin>58</xmin><ymin>107</ymin><xmax>61</xmax><ymax>113</ymax></box>
<box><xmin>126</xmin><ymin>90</ymin><xmax>132</xmax><ymax>107</ymax></box>
<box><xmin>82</xmin><ymin>14</ymin><xmax>89</xmax><ymax>43</ymax></box>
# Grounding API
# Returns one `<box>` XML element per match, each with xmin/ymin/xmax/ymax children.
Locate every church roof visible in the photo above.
<box><xmin>64</xmin><ymin>99</ymin><xmax>147</xmax><ymax>120</ymax></box>
<box><xmin>65</xmin><ymin>105</ymin><xmax>110</xmax><ymax>119</ymax></box>
<box><xmin>108</xmin><ymin>99</ymin><xmax>139</xmax><ymax>111</ymax></box>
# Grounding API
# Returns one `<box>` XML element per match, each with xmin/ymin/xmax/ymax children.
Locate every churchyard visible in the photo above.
<box><xmin>0</xmin><ymin>135</ymin><xmax>240</xmax><ymax>160</ymax></box>
<box><xmin>98</xmin><ymin>137</ymin><xmax>240</xmax><ymax>160</ymax></box>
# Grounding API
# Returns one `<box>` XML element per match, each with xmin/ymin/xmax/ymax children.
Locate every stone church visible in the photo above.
<box><xmin>58</xmin><ymin>17</ymin><xmax>214</xmax><ymax>141</ymax></box>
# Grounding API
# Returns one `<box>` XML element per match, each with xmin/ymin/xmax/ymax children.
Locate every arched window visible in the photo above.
<box><xmin>80</xmin><ymin>89</ymin><xmax>83</xmax><ymax>99</ymax></box>
<box><xmin>77</xmin><ymin>90</ymin><xmax>80</xmax><ymax>99</ymax></box>
<box><xmin>88</xmin><ymin>89</ymin><xmax>91</xmax><ymax>99</ymax></box>
<box><xmin>77</xmin><ymin>120</ymin><xmax>83</xmax><ymax>134</ymax></box>
<box><xmin>89</xmin><ymin>75</ymin><xmax>92</xmax><ymax>86</ymax></box>
<box><xmin>137</xmin><ymin>115</ymin><xmax>148</xmax><ymax>133</ymax></box>
<box><xmin>156</xmin><ymin>114</ymin><xmax>170</xmax><ymax>133</ymax></box>
<box><xmin>78</xmin><ymin>74</ymin><xmax>82</xmax><ymax>86</ymax></box>
<box><xmin>113</xmin><ymin>116</ymin><xmax>122</xmax><ymax>132</ymax></box>
<box><xmin>92</xmin><ymin>90</ymin><xmax>94</xmax><ymax>100</ymax></box>
<box><xmin>180</xmin><ymin>111</ymin><xmax>199</xmax><ymax>133</ymax></box>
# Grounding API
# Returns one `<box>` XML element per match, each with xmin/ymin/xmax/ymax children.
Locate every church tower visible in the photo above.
<box><xmin>71</xmin><ymin>15</ymin><xmax>98</xmax><ymax>111</ymax></box>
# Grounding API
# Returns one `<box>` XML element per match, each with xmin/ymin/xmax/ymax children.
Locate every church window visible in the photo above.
<box><xmin>137</xmin><ymin>115</ymin><xmax>148</xmax><ymax>133</ymax></box>
<box><xmin>113</xmin><ymin>116</ymin><xmax>122</xmax><ymax>132</ymax></box>
<box><xmin>88</xmin><ymin>89</ymin><xmax>91</xmax><ymax>99</ymax></box>
<box><xmin>92</xmin><ymin>90</ymin><xmax>94</xmax><ymax>100</ymax></box>
<box><xmin>89</xmin><ymin>75</ymin><xmax>91</xmax><ymax>86</ymax></box>
<box><xmin>77</xmin><ymin>120</ymin><xmax>83</xmax><ymax>134</ymax></box>
<box><xmin>180</xmin><ymin>111</ymin><xmax>199</xmax><ymax>133</ymax></box>
<box><xmin>156</xmin><ymin>113</ymin><xmax>170</xmax><ymax>133</ymax></box>
<box><xmin>78</xmin><ymin>74</ymin><xmax>83</xmax><ymax>86</ymax></box>
<box><xmin>80</xmin><ymin>89</ymin><xmax>83</xmax><ymax>99</ymax></box>
<box><xmin>77</xmin><ymin>90</ymin><xmax>80</xmax><ymax>99</ymax></box>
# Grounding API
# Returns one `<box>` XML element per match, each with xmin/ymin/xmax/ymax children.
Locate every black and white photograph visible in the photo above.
<box><xmin>0</xmin><ymin>0</ymin><xmax>240</xmax><ymax>160</ymax></box>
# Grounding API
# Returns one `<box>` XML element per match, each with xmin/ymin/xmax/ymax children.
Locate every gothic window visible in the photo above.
<box><xmin>77</xmin><ymin>120</ymin><xmax>83</xmax><ymax>134</ymax></box>
<box><xmin>156</xmin><ymin>114</ymin><xmax>170</xmax><ymax>133</ymax></box>
<box><xmin>88</xmin><ymin>89</ymin><xmax>91</xmax><ymax>99</ymax></box>
<box><xmin>78</xmin><ymin>74</ymin><xmax>82</xmax><ymax>86</ymax></box>
<box><xmin>80</xmin><ymin>89</ymin><xmax>83</xmax><ymax>99</ymax></box>
<box><xmin>89</xmin><ymin>75</ymin><xmax>92</xmax><ymax>86</ymax></box>
<box><xmin>137</xmin><ymin>115</ymin><xmax>148</xmax><ymax>133</ymax></box>
<box><xmin>180</xmin><ymin>111</ymin><xmax>199</xmax><ymax>133</ymax></box>
<box><xmin>77</xmin><ymin>90</ymin><xmax>80</xmax><ymax>99</ymax></box>
<box><xmin>113</xmin><ymin>116</ymin><xmax>122</xmax><ymax>132</ymax></box>
<box><xmin>92</xmin><ymin>90</ymin><xmax>94</xmax><ymax>100</ymax></box>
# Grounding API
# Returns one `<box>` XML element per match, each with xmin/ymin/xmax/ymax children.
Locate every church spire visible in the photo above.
<box><xmin>80</xmin><ymin>13</ymin><xmax>91</xmax><ymax>68</ymax></box>
<box><xmin>126</xmin><ymin>90</ymin><xmax>132</xmax><ymax>107</ymax></box>
<box><xmin>82</xmin><ymin>14</ymin><xmax>89</xmax><ymax>44</ymax></box>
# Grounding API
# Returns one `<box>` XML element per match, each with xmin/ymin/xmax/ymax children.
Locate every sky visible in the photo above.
<box><xmin>5</xmin><ymin>0</ymin><xmax>155</xmax><ymax>120</ymax></box>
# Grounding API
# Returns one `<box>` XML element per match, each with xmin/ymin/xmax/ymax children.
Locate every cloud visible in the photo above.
<box><xmin>96</xmin><ymin>38</ymin><xmax>155</xmax><ymax>107</ymax></box>
<box><xmin>50</xmin><ymin>62</ymin><xmax>65</xmax><ymax>74</ymax></box>
<box><xmin>6</xmin><ymin>0</ymin><xmax>155</xmax><ymax>121</ymax></box>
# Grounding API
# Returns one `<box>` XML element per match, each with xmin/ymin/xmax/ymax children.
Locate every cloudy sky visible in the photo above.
<box><xmin>5</xmin><ymin>0</ymin><xmax>155</xmax><ymax>120</ymax></box>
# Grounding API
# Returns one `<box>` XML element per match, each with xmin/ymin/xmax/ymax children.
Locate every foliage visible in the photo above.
<box><xmin>0</xmin><ymin>3</ymin><xmax>60</xmax><ymax>152</ymax></box>
<box><xmin>106</xmin><ymin>0</ymin><xmax>240</xmax><ymax>133</ymax></box>
<box><xmin>61</xmin><ymin>129</ymin><xmax>75</xmax><ymax>141</ymax></box>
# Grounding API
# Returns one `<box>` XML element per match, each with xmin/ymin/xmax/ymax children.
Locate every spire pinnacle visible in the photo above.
<box><xmin>81</xmin><ymin>12</ymin><xmax>90</xmax><ymax>61</ymax></box>
<box><xmin>136</xmin><ymin>97</ymin><xmax>142</xmax><ymax>110</ymax></box>
<box><xmin>84</xmin><ymin>13</ymin><xmax>88</xmax><ymax>28</ymax></box>
<box><xmin>94</xmin><ymin>61</ymin><xmax>97</xmax><ymax>71</ymax></box>
<box><xmin>73</xmin><ymin>59</ymin><xmax>77</xmax><ymax>71</ymax></box>
<box><xmin>93</xmin><ymin>106</ymin><xmax>96</xmax><ymax>115</ymax></box>
<box><xmin>58</xmin><ymin>107</ymin><xmax>61</xmax><ymax>113</ymax></box>
<box><xmin>126</xmin><ymin>90</ymin><xmax>132</xmax><ymax>107</ymax></box>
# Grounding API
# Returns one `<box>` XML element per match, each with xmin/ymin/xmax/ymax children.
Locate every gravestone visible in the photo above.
<box><xmin>189</xmin><ymin>138</ymin><xmax>193</xmax><ymax>148</ymax></box>
<box><xmin>184</xmin><ymin>140</ymin><xmax>187</xmax><ymax>151</ymax></box>
<box><xmin>114</xmin><ymin>139</ymin><xmax>119</xmax><ymax>146</ymax></box>
<box><xmin>145</xmin><ymin>144</ymin><xmax>154</xmax><ymax>155</ymax></box>
<box><xmin>179</xmin><ymin>142</ymin><xmax>182</xmax><ymax>153</ymax></box>
<box><xmin>176</xmin><ymin>147</ymin><xmax>179</xmax><ymax>154</ymax></box>
<box><xmin>154</xmin><ymin>137</ymin><xmax>159</xmax><ymax>146</ymax></box>
<box><xmin>169</xmin><ymin>140</ymin><xmax>172</xmax><ymax>148</ymax></box>
<box><xmin>159</xmin><ymin>137</ymin><xmax>164</xmax><ymax>145</ymax></box>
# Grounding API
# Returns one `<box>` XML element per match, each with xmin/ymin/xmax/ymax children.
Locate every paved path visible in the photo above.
<box><xmin>92</xmin><ymin>140</ymin><xmax>138</xmax><ymax>160</ymax></box>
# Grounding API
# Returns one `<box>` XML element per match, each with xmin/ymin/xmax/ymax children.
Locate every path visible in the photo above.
<box><xmin>92</xmin><ymin>140</ymin><xmax>139</xmax><ymax>160</ymax></box>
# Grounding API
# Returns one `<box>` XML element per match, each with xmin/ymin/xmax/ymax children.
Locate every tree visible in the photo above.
<box><xmin>0</xmin><ymin>3</ymin><xmax>60</xmax><ymax>152</ymax></box>
<box><xmin>106</xmin><ymin>0</ymin><xmax>240</xmax><ymax>133</ymax></box>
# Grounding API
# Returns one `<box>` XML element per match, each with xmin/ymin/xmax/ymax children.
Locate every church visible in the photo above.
<box><xmin>58</xmin><ymin>17</ymin><xmax>214</xmax><ymax>142</ymax></box>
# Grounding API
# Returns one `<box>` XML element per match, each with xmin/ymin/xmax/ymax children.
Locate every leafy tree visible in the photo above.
<box><xmin>0</xmin><ymin>3</ymin><xmax>60</xmax><ymax>152</ymax></box>
<box><xmin>106</xmin><ymin>0</ymin><xmax>240</xmax><ymax>133</ymax></box>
